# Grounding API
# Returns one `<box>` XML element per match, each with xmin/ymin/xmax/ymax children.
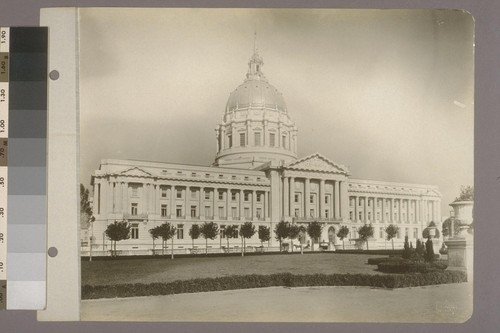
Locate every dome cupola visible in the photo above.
<box><xmin>214</xmin><ymin>36</ymin><xmax>298</xmax><ymax>169</ymax></box>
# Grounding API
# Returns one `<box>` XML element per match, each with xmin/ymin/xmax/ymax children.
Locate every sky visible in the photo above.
<box><xmin>79</xmin><ymin>8</ymin><xmax>474</xmax><ymax>215</ymax></box>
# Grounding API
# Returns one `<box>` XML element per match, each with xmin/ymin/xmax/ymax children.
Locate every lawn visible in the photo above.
<box><xmin>82</xmin><ymin>253</ymin><xmax>384</xmax><ymax>286</ymax></box>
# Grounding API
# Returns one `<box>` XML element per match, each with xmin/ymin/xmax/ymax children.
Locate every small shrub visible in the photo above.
<box><xmin>367</xmin><ymin>257</ymin><xmax>402</xmax><ymax>265</ymax></box>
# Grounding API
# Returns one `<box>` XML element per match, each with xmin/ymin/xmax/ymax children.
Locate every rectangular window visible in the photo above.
<box><xmin>218</xmin><ymin>191</ymin><xmax>223</xmax><ymax>200</ymax></box>
<box><xmin>231</xmin><ymin>192</ymin><xmax>237</xmax><ymax>201</ymax></box>
<box><xmin>228</xmin><ymin>134</ymin><xmax>232</xmax><ymax>148</ymax></box>
<box><xmin>218</xmin><ymin>207</ymin><xmax>224</xmax><ymax>218</ymax></box>
<box><xmin>269</xmin><ymin>133</ymin><xmax>276</xmax><ymax>147</ymax></box>
<box><xmin>413</xmin><ymin>228</ymin><xmax>419</xmax><ymax>239</ymax></box>
<box><xmin>377</xmin><ymin>200</ymin><xmax>381</xmax><ymax>208</ymax></box>
<box><xmin>256</xmin><ymin>208</ymin><xmax>262</xmax><ymax>218</ymax></box>
<box><xmin>352</xmin><ymin>227</ymin><xmax>357</xmax><ymax>239</ymax></box>
<box><xmin>379</xmin><ymin>227</ymin><xmax>384</xmax><ymax>239</ymax></box>
<box><xmin>132</xmin><ymin>186</ymin><xmax>138</xmax><ymax>197</ymax></box>
<box><xmin>176</xmin><ymin>189</ymin><xmax>182</xmax><ymax>199</ymax></box>
<box><xmin>257</xmin><ymin>194</ymin><xmax>262</xmax><ymax>202</ymax></box>
<box><xmin>294</xmin><ymin>194</ymin><xmax>299</xmax><ymax>203</ymax></box>
<box><xmin>368</xmin><ymin>212</ymin><xmax>372</xmax><ymax>220</ymax></box>
<box><xmin>282</xmin><ymin>135</ymin><xmax>287</xmax><ymax>148</ymax></box>
<box><xmin>161</xmin><ymin>204</ymin><xmax>167</xmax><ymax>217</ymax></box>
<box><xmin>310</xmin><ymin>195</ymin><xmax>314</xmax><ymax>204</ymax></box>
<box><xmin>190</xmin><ymin>206</ymin><xmax>197</xmax><ymax>217</ymax></box>
<box><xmin>244</xmin><ymin>192</ymin><xmax>249</xmax><ymax>201</ymax></box>
<box><xmin>368</xmin><ymin>200</ymin><xmax>371</xmax><ymax>207</ymax></box>
<box><xmin>161</xmin><ymin>188</ymin><xmax>167</xmax><ymax>198</ymax></box>
<box><xmin>205</xmin><ymin>206</ymin><xmax>211</xmax><ymax>217</ymax></box>
<box><xmin>205</xmin><ymin>191</ymin><xmax>210</xmax><ymax>200</ymax></box>
<box><xmin>176</xmin><ymin>206</ymin><xmax>182</xmax><ymax>217</ymax></box>
<box><xmin>131</xmin><ymin>223</ymin><xmax>139</xmax><ymax>239</ymax></box>
<box><xmin>325</xmin><ymin>210</ymin><xmax>329</xmax><ymax>218</ymax></box>
<box><xmin>350</xmin><ymin>212</ymin><xmax>353</xmax><ymax>220</ymax></box>
<box><xmin>358</xmin><ymin>212</ymin><xmax>362</xmax><ymax>220</ymax></box>
<box><xmin>254</xmin><ymin>132</ymin><xmax>261</xmax><ymax>146</ymax></box>
<box><xmin>220</xmin><ymin>225</ymin><xmax>226</xmax><ymax>238</ymax></box>
<box><xmin>232</xmin><ymin>207</ymin><xmax>238</xmax><ymax>218</ymax></box>
<box><xmin>131</xmin><ymin>203</ymin><xmax>138</xmax><ymax>215</ymax></box>
<box><xmin>377</xmin><ymin>212</ymin><xmax>381</xmax><ymax>220</ymax></box>
<box><xmin>325</xmin><ymin>196</ymin><xmax>329</xmax><ymax>204</ymax></box>
<box><xmin>190</xmin><ymin>190</ymin><xmax>196</xmax><ymax>199</ymax></box>
<box><xmin>244</xmin><ymin>207</ymin><xmax>250</xmax><ymax>218</ymax></box>
<box><xmin>177</xmin><ymin>224</ymin><xmax>184</xmax><ymax>240</ymax></box>
<box><xmin>310</xmin><ymin>209</ymin><xmax>314</xmax><ymax>218</ymax></box>
<box><xmin>239</xmin><ymin>133</ymin><xmax>246</xmax><ymax>147</ymax></box>
<box><xmin>295</xmin><ymin>209</ymin><xmax>300</xmax><ymax>217</ymax></box>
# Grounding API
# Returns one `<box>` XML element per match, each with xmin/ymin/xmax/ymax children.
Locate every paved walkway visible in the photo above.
<box><xmin>81</xmin><ymin>283</ymin><xmax>472</xmax><ymax>323</ymax></box>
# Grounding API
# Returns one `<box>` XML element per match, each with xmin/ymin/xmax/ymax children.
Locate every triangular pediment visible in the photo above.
<box><xmin>119</xmin><ymin>166</ymin><xmax>153</xmax><ymax>178</ymax></box>
<box><xmin>286</xmin><ymin>153</ymin><xmax>350</xmax><ymax>175</ymax></box>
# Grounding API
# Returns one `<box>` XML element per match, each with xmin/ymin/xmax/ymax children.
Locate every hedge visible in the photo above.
<box><xmin>367</xmin><ymin>256</ymin><xmax>403</xmax><ymax>265</ymax></box>
<box><xmin>377</xmin><ymin>260</ymin><xmax>448</xmax><ymax>274</ymax></box>
<box><xmin>82</xmin><ymin>271</ymin><xmax>467</xmax><ymax>300</ymax></box>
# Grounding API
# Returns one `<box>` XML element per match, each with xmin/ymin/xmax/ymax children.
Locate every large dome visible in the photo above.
<box><xmin>226</xmin><ymin>80</ymin><xmax>287</xmax><ymax>113</ymax></box>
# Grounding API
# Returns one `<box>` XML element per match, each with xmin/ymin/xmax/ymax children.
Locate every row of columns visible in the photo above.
<box><xmin>349</xmin><ymin>195</ymin><xmax>441</xmax><ymax>223</ymax></box>
<box><xmin>95</xmin><ymin>179</ymin><xmax>270</xmax><ymax>220</ymax></box>
<box><xmin>282</xmin><ymin>176</ymin><xmax>348</xmax><ymax>220</ymax></box>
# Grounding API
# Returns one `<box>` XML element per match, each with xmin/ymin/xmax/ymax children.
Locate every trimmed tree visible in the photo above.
<box><xmin>200</xmin><ymin>221</ymin><xmax>219</xmax><ymax>255</ymax></box>
<box><xmin>306</xmin><ymin>221</ymin><xmax>323</xmax><ymax>252</ymax></box>
<box><xmin>239</xmin><ymin>222</ymin><xmax>256</xmax><ymax>256</ymax></box>
<box><xmin>336</xmin><ymin>225</ymin><xmax>349</xmax><ymax>250</ymax></box>
<box><xmin>189</xmin><ymin>224</ymin><xmax>201</xmax><ymax>249</ymax></box>
<box><xmin>224</xmin><ymin>225</ymin><xmax>238</xmax><ymax>251</ymax></box>
<box><xmin>402</xmin><ymin>235</ymin><xmax>411</xmax><ymax>259</ymax></box>
<box><xmin>416</xmin><ymin>239</ymin><xmax>426</xmax><ymax>259</ymax></box>
<box><xmin>258</xmin><ymin>225</ymin><xmax>271</xmax><ymax>247</ymax></box>
<box><xmin>157</xmin><ymin>222</ymin><xmax>176</xmax><ymax>259</ymax></box>
<box><xmin>149</xmin><ymin>225</ymin><xmax>161</xmax><ymax>255</ymax></box>
<box><xmin>274</xmin><ymin>221</ymin><xmax>290</xmax><ymax>252</ymax></box>
<box><xmin>358</xmin><ymin>224</ymin><xmax>374</xmax><ymax>250</ymax></box>
<box><xmin>385</xmin><ymin>224</ymin><xmax>399</xmax><ymax>250</ymax></box>
<box><xmin>289</xmin><ymin>224</ymin><xmax>301</xmax><ymax>253</ymax></box>
<box><xmin>105</xmin><ymin>220</ymin><xmax>130</xmax><ymax>257</ymax></box>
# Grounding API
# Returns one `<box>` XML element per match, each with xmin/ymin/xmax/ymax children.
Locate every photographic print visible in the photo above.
<box><xmin>75</xmin><ymin>8</ymin><xmax>473</xmax><ymax>322</ymax></box>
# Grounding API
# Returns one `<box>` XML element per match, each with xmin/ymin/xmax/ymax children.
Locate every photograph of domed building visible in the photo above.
<box><xmin>78</xmin><ymin>9</ymin><xmax>472</xmax><ymax>259</ymax></box>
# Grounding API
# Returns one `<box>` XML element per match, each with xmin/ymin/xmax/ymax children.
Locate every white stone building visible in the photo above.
<box><xmin>85</xmin><ymin>47</ymin><xmax>442</xmax><ymax>255</ymax></box>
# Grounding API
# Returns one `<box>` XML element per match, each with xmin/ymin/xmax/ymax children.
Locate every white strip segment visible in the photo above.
<box><xmin>7</xmin><ymin>281</ymin><xmax>46</xmax><ymax>310</ymax></box>
<box><xmin>0</xmin><ymin>27</ymin><xmax>9</xmax><ymax>53</ymax></box>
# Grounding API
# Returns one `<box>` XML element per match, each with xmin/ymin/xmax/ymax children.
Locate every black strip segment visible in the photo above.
<box><xmin>8</xmin><ymin>109</ymin><xmax>46</xmax><ymax>138</ymax></box>
<box><xmin>10</xmin><ymin>27</ymin><xmax>48</xmax><ymax>53</ymax></box>
<box><xmin>9</xmin><ymin>53</ymin><xmax>47</xmax><ymax>82</ymax></box>
<box><xmin>8</xmin><ymin>81</ymin><xmax>47</xmax><ymax>110</ymax></box>
<box><xmin>0</xmin><ymin>280</ymin><xmax>6</xmax><ymax>310</ymax></box>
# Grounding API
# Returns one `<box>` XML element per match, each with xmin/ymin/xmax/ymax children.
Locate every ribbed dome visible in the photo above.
<box><xmin>226</xmin><ymin>80</ymin><xmax>287</xmax><ymax>113</ymax></box>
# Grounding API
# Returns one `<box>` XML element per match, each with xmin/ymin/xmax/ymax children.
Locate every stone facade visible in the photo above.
<box><xmin>85</xmin><ymin>46</ymin><xmax>442</xmax><ymax>255</ymax></box>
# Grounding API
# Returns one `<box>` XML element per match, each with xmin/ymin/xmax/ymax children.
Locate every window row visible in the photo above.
<box><xmin>227</xmin><ymin>132</ymin><xmax>291</xmax><ymax>149</ymax></box>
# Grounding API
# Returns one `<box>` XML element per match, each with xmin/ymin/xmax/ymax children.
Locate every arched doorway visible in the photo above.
<box><xmin>328</xmin><ymin>227</ymin><xmax>336</xmax><ymax>250</ymax></box>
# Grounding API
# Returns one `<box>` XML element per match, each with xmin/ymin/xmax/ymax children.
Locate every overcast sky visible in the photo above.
<box><xmin>79</xmin><ymin>8</ymin><xmax>473</xmax><ymax>215</ymax></box>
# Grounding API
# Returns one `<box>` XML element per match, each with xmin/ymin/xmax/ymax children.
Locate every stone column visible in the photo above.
<box><xmin>199</xmin><ymin>187</ymin><xmax>204</xmax><ymax>219</ymax></box>
<box><xmin>398</xmin><ymin>199</ymin><xmax>402</xmax><ymax>223</ymax></box>
<box><xmin>289</xmin><ymin>177</ymin><xmax>295</xmax><ymax>217</ymax></box>
<box><xmin>221</xmin><ymin>127</ymin><xmax>226</xmax><ymax>150</ymax></box>
<box><xmin>226</xmin><ymin>188</ymin><xmax>230</xmax><ymax>219</ymax></box>
<box><xmin>334</xmin><ymin>181</ymin><xmax>340</xmax><ymax>219</ymax></box>
<box><xmin>107</xmin><ymin>181</ymin><xmax>114</xmax><ymax>213</ymax></box>
<box><xmin>239</xmin><ymin>189</ymin><xmax>244</xmax><ymax>220</ymax></box>
<box><xmin>389</xmin><ymin>198</ymin><xmax>393</xmax><ymax>222</ymax></box>
<box><xmin>122</xmin><ymin>182</ymin><xmax>128</xmax><ymax>214</ymax></box>
<box><xmin>170</xmin><ymin>186</ymin><xmax>175</xmax><ymax>217</ymax></box>
<box><xmin>213</xmin><ymin>188</ymin><xmax>218</xmax><ymax>218</ymax></box>
<box><xmin>184</xmin><ymin>186</ymin><xmax>190</xmax><ymax>218</ymax></box>
<box><xmin>304</xmin><ymin>178</ymin><xmax>310</xmax><ymax>218</ymax></box>
<box><xmin>252</xmin><ymin>190</ymin><xmax>257</xmax><ymax>219</ymax></box>
<box><xmin>115</xmin><ymin>181</ymin><xmax>122</xmax><ymax>213</ymax></box>
<box><xmin>354</xmin><ymin>196</ymin><xmax>358</xmax><ymax>222</ymax></box>
<box><xmin>381</xmin><ymin>198</ymin><xmax>386</xmax><ymax>223</ymax></box>
<box><xmin>283</xmin><ymin>177</ymin><xmax>289</xmax><ymax>218</ymax></box>
<box><xmin>319</xmin><ymin>179</ymin><xmax>325</xmax><ymax>218</ymax></box>
<box><xmin>155</xmin><ymin>185</ymin><xmax>161</xmax><ymax>215</ymax></box>
<box><xmin>406</xmin><ymin>199</ymin><xmax>410</xmax><ymax>223</ymax></box>
<box><xmin>264</xmin><ymin>190</ymin><xmax>269</xmax><ymax>219</ymax></box>
<box><xmin>363</xmin><ymin>197</ymin><xmax>368</xmax><ymax>222</ymax></box>
<box><xmin>340</xmin><ymin>181</ymin><xmax>349</xmax><ymax>220</ymax></box>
